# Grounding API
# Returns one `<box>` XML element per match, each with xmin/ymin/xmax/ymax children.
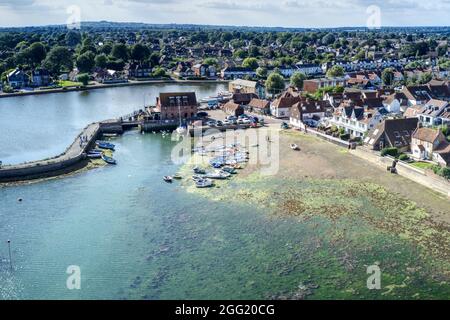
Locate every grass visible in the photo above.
<box><xmin>410</xmin><ymin>161</ymin><xmax>434</xmax><ymax>170</ymax></box>
<box><xmin>57</xmin><ymin>80</ymin><xmax>83</xmax><ymax>87</ymax></box>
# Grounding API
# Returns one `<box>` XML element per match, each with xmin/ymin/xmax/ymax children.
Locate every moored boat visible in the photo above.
<box><xmin>87</xmin><ymin>151</ymin><xmax>103</xmax><ymax>159</ymax></box>
<box><xmin>101</xmin><ymin>154</ymin><xmax>117</xmax><ymax>165</ymax></box>
<box><xmin>195</xmin><ymin>178</ymin><xmax>214</xmax><ymax>188</ymax></box>
<box><xmin>205</xmin><ymin>170</ymin><xmax>231</xmax><ymax>180</ymax></box>
<box><xmin>193</xmin><ymin>166</ymin><xmax>206</xmax><ymax>174</ymax></box>
<box><xmin>163</xmin><ymin>176</ymin><xmax>173</xmax><ymax>183</ymax></box>
<box><xmin>96</xmin><ymin>141</ymin><xmax>115</xmax><ymax>150</ymax></box>
<box><xmin>221</xmin><ymin>166</ymin><xmax>237</xmax><ymax>174</ymax></box>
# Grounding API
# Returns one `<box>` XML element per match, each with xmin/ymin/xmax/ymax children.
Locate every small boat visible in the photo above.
<box><xmin>103</xmin><ymin>133</ymin><xmax>118</xmax><ymax>138</ymax></box>
<box><xmin>101</xmin><ymin>154</ymin><xmax>117</xmax><ymax>165</ymax></box>
<box><xmin>290</xmin><ymin>144</ymin><xmax>300</xmax><ymax>151</ymax></box>
<box><xmin>195</xmin><ymin>178</ymin><xmax>214</xmax><ymax>188</ymax></box>
<box><xmin>193</xmin><ymin>167</ymin><xmax>206</xmax><ymax>174</ymax></box>
<box><xmin>212</xmin><ymin>163</ymin><xmax>222</xmax><ymax>169</ymax></box>
<box><xmin>176</xmin><ymin>126</ymin><xmax>187</xmax><ymax>135</ymax></box>
<box><xmin>96</xmin><ymin>141</ymin><xmax>115</xmax><ymax>150</ymax></box>
<box><xmin>205</xmin><ymin>170</ymin><xmax>231</xmax><ymax>180</ymax></box>
<box><xmin>163</xmin><ymin>176</ymin><xmax>173</xmax><ymax>183</ymax></box>
<box><xmin>222</xmin><ymin>166</ymin><xmax>237</xmax><ymax>174</ymax></box>
<box><xmin>87</xmin><ymin>152</ymin><xmax>103</xmax><ymax>159</ymax></box>
<box><xmin>173</xmin><ymin>174</ymin><xmax>182</xmax><ymax>180</ymax></box>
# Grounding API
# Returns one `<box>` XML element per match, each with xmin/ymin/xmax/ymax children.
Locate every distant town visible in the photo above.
<box><xmin>2</xmin><ymin>22</ymin><xmax>448</xmax><ymax>176</ymax></box>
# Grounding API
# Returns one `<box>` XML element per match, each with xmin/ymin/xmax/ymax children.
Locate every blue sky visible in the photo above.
<box><xmin>0</xmin><ymin>0</ymin><xmax>449</xmax><ymax>28</ymax></box>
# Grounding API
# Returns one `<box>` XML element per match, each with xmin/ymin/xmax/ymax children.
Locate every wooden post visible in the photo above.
<box><xmin>7</xmin><ymin>240</ymin><xmax>12</xmax><ymax>271</ymax></box>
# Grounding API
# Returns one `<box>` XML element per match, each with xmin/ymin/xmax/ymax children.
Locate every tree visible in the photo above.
<box><xmin>419</xmin><ymin>72</ymin><xmax>432</xmax><ymax>84</ymax></box>
<box><xmin>43</xmin><ymin>46</ymin><xmax>73</xmax><ymax>74</ymax></box>
<box><xmin>290</xmin><ymin>72</ymin><xmax>306</xmax><ymax>89</ymax></box>
<box><xmin>326</xmin><ymin>65</ymin><xmax>345</xmax><ymax>78</ymax></box>
<box><xmin>233</xmin><ymin>49</ymin><xmax>248</xmax><ymax>59</ymax></box>
<box><xmin>256</xmin><ymin>67</ymin><xmax>268</xmax><ymax>78</ymax></box>
<box><xmin>152</xmin><ymin>67</ymin><xmax>167</xmax><ymax>78</ymax></box>
<box><xmin>203</xmin><ymin>58</ymin><xmax>218</xmax><ymax>67</ymax></box>
<box><xmin>111</xmin><ymin>43</ymin><xmax>129</xmax><ymax>61</ymax></box>
<box><xmin>242</xmin><ymin>57</ymin><xmax>259</xmax><ymax>70</ymax></box>
<box><xmin>77</xmin><ymin>73</ymin><xmax>90</xmax><ymax>86</ymax></box>
<box><xmin>76</xmin><ymin>51</ymin><xmax>95</xmax><ymax>73</ymax></box>
<box><xmin>95</xmin><ymin>54</ymin><xmax>108</xmax><ymax>69</ymax></box>
<box><xmin>26</xmin><ymin>42</ymin><xmax>47</xmax><ymax>66</ymax></box>
<box><xmin>149</xmin><ymin>52</ymin><xmax>161</xmax><ymax>67</ymax></box>
<box><xmin>381</xmin><ymin>68</ymin><xmax>395</xmax><ymax>86</ymax></box>
<box><xmin>266</xmin><ymin>72</ymin><xmax>285</xmax><ymax>94</ymax></box>
<box><xmin>65</xmin><ymin>31</ymin><xmax>81</xmax><ymax>47</ymax></box>
<box><xmin>322</xmin><ymin>33</ymin><xmax>336</xmax><ymax>45</ymax></box>
<box><xmin>130</xmin><ymin>43</ymin><xmax>150</xmax><ymax>63</ymax></box>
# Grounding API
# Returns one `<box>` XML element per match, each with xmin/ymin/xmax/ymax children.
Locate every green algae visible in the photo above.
<box><xmin>170</xmin><ymin>170</ymin><xmax>450</xmax><ymax>299</ymax></box>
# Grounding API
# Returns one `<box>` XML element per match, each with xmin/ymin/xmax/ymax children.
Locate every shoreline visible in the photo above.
<box><xmin>0</xmin><ymin>78</ymin><xmax>230</xmax><ymax>99</ymax></box>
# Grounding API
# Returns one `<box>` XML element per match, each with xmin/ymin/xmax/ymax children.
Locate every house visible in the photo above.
<box><xmin>323</xmin><ymin>92</ymin><xmax>344</xmax><ymax>108</ymax></box>
<box><xmin>329</xmin><ymin>102</ymin><xmax>384</xmax><ymax>138</ymax></box>
<box><xmin>93</xmin><ymin>68</ymin><xmax>127</xmax><ymax>84</ymax></box>
<box><xmin>303</xmin><ymin>77</ymin><xmax>347</xmax><ymax>93</ymax></box>
<box><xmin>31</xmin><ymin>69</ymin><xmax>50</xmax><ymax>87</ymax></box>
<box><xmin>173</xmin><ymin>62</ymin><xmax>195</xmax><ymax>79</ymax></box>
<box><xmin>295</xmin><ymin>63</ymin><xmax>322</xmax><ymax>76</ymax></box>
<box><xmin>232</xmin><ymin>93</ymin><xmax>258</xmax><ymax>106</ymax></box>
<box><xmin>7</xmin><ymin>69</ymin><xmax>29</xmax><ymax>88</ymax></box>
<box><xmin>416</xmin><ymin>99</ymin><xmax>449</xmax><ymax>126</ymax></box>
<box><xmin>411</xmin><ymin>127</ymin><xmax>449</xmax><ymax>163</ymax></box>
<box><xmin>246</xmin><ymin>98</ymin><xmax>270</xmax><ymax>115</ymax></box>
<box><xmin>365</xmin><ymin>118</ymin><xmax>419</xmax><ymax>151</ymax></box>
<box><xmin>345</xmin><ymin>72</ymin><xmax>381</xmax><ymax>89</ymax></box>
<box><xmin>222</xmin><ymin>101</ymin><xmax>244</xmax><ymax>117</ymax></box>
<box><xmin>156</xmin><ymin>92</ymin><xmax>198</xmax><ymax>120</ymax></box>
<box><xmin>401</xmin><ymin>85</ymin><xmax>432</xmax><ymax>106</ymax></box>
<box><xmin>221</xmin><ymin>66</ymin><xmax>256</xmax><ymax>80</ymax></box>
<box><xmin>229</xmin><ymin>79</ymin><xmax>265</xmax><ymax>98</ymax></box>
<box><xmin>290</xmin><ymin>99</ymin><xmax>330</xmax><ymax>128</ymax></box>
<box><xmin>193</xmin><ymin>63</ymin><xmax>216</xmax><ymax>78</ymax></box>
<box><xmin>383</xmin><ymin>92</ymin><xmax>409</xmax><ymax>114</ymax></box>
<box><xmin>270</xmin><ymin>92</ymin><xmax>301</xmax><ymax>118</ymax></box>
<box><xmin>127</xmin><ymin>63</ymin><xmax>152</xmax><ymax>79</ymax></box>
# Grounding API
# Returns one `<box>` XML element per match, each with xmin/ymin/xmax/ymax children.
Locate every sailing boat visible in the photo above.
<box><xmin>176</xmin><ymin>100</ymin><xmax>187</xmax><ymax>135</ymax></box>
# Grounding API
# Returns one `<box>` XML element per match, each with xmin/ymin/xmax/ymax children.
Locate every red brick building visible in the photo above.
<box><xmin>156</xmin><ymin>92</ymin><xmax>198</xmax><ymax>120</ymax></box>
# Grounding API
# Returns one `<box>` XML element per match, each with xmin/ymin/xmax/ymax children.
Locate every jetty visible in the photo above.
<box><xmin>0</xmin><ymin>123</ymin><xmax>101</xmax><ymax>182</ymax></box>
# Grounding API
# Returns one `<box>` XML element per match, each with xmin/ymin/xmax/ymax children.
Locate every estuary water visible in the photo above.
<box><xmin>0</xmin><ymin>83</ymin><xmax>226</xmax><ymax>165</ymax></box>
<box><xmin>0</xmin><ymin>132</ymin><xmax>312</xmax><ymax>300</ymax></box>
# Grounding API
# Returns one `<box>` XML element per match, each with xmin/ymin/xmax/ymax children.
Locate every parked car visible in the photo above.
<box><xmin>197</xmin><ymin>112</ymin><xmax>209</xmax><ymax>118</ymax></box>
<box><xmin>206</xmin><ymin>120</ymin><xmax>216</xmax><ymax>127</ymax></box>
<box><xmin>223</xmin><ymin>120</ymin><xmax>231</xmax><ymax>125</ymax></box>
<box><xmin>216</xmin><ymin>120</ymin><xmax>223</xmax><ymax>126</ymax></box>
<box><xmin>304</xmin><ymin>119</ymin><xmax>319</xmax><ymax>128</ymax></box>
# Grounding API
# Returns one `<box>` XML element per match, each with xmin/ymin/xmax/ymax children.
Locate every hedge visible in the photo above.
<box><xmin>380</xmin><ymin>147</ymin><xmax>399</xmax><ymax>158</ymax></box>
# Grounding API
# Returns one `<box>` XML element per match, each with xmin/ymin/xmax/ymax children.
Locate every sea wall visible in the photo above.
<box><xmin>0</xmin><ymin>123</ymin><xmax>101</xmax><ymax>182</ymax></box>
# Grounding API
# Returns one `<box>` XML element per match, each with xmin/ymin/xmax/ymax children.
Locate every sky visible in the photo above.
<box><xmin>0</xmin><ymin>0</ymin><xmax>449</xmax><ymax>28</ymax></box>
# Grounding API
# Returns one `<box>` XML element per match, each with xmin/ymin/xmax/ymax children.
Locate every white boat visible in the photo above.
<box><xmin>176</xmin><ymin>126</ymin><xmax>187</xmax><ymax>135</ymax></box>
<box><xmin>195</xmin><ymin>178</ymin><xmax>214</xmax><ymax>188</ymax></box>
<box><xmin>205</xmin><ymin>170</ymin><xmax>231</xmax><ymax>180</ymax></box>
<box><xmin>291</xmin><ymin>144</ymin><xmax>300</xmax><ymax>150</ymax></box>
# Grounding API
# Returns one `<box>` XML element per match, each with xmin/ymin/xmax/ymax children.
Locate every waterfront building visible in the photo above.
<box><xmin>156</xmin><ymin>92</ymin><xmax>198</xmax><ymax>120</ymax></box>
